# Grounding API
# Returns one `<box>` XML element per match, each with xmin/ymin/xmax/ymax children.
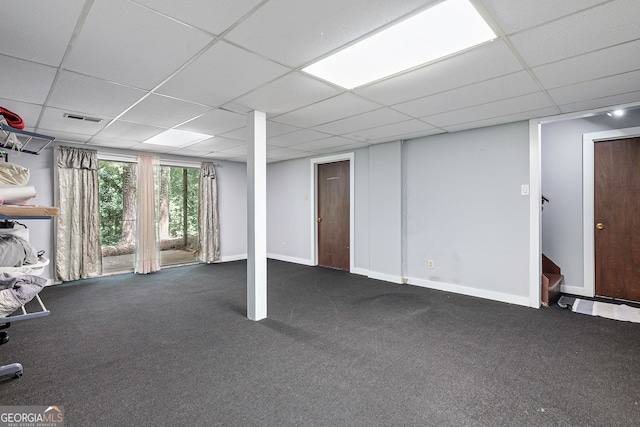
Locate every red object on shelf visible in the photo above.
<box><xmin>0</xmin><ymin>106</ymin><xmax>25</xmax><ymax>130</ymax></box>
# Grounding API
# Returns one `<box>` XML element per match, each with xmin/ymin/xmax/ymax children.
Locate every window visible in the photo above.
<box><xmin>98</xmin><ymin>160</ymin><xmax>200</xmax><ymax>275</ymax></box>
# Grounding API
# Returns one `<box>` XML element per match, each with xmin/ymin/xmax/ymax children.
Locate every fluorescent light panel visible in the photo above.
<box><xmin>303</xmin><ymin>0</ymin><xmax>496</xmax><ymax>89</ymax></box>
<box><xmin>143</xmin><ymin>129</ymin><xmax>213</xmax><ymax>148</ymax></box>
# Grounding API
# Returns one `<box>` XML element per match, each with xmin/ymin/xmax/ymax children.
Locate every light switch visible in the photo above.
<box><xmin>521</xmin><ymin>184</ymin><xmax>529</xmax><ymax>196</ymax></box>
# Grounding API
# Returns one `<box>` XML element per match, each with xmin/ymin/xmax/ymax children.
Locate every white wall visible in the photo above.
<box><xmin>266</xmin><ymin>157</ymin><xmax>312</xmax><ymax>264</ymax></box>
<box><xmin>405</xmin><ymin>122</ymin><xmax>531</xmax><ymax>304</ymax></box>
<box><xmin>367</xmin><ymin>142</ymin><xmax>402</xmax><ymax>282</ymax></box>
<box><xmin>541</xmin><ymin>111</ymin><xmax>640</xmax><ymax>292</ymax></box>
<box><xmin>266</xmin><ymin>122</ymin><xmax>532</xmax><ymax>306</ymax></box>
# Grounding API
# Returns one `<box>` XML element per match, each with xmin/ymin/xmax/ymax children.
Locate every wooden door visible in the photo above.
<box><xmin>594</xmin><ymin>137</ymin><xmax>640</xmax><ymax>301</ymax></box>
<box><xmin>317</xmin><ymin>161</ymin><xmax>350</xmax><ymax>270</ymax></box>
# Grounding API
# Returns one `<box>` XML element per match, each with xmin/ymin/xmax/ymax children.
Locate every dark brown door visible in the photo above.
<box><xmin>317</xmin><ymin>161</ymin><xmax>350</xmax><ymax>270</ymax></box>
<box><xmin>594</xmin><ymin>137</ymin><xmax>640</xmax><ymax>302</ymax></box>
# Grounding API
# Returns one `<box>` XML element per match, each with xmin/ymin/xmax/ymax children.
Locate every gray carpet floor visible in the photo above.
<box><xmin>1</xmin><ymin>260</ymin><xmax>638</xmax><ymax>426</ymax></box>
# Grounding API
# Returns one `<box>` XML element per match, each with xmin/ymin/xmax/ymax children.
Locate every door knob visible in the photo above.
<box><xmin>317</xmin><ymin>217</ymin><xmax>322</xmax><ymax>223</ymax></box>
<box><xmin>596</xmin><ymin>223</ymin><xmax>604</xmax><ymax>230</ymax></box>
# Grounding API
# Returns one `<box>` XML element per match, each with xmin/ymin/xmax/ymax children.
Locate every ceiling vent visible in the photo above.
<box><xmin>64</xmin><ymin>113</ymin><xmax>103</xmax><ymax>123</ymax></box>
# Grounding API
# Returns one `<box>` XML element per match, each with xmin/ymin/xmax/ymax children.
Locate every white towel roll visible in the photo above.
<box><xmin>0</xmin><ymin>185</ymin><xmax>37</xmax><ymax>204</ymax></box>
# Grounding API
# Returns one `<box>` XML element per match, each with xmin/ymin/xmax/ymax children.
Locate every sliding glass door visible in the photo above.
<box><xmin>98</xmin><ymin>160</ymin><xmax>200</xmax><ymax>275</ymax></box>
<box><xmin>158</xmin><ymin>165</ymin><xmax>199</xmax><ymax>267</ymax></box>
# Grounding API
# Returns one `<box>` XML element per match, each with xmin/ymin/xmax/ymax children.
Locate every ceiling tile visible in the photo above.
<box><xmin>186</xmin><ymin>137</ymin><xmax>245</xmax><ymax>152</ymax></box>
<box><xmin>130</xmin><ymin>0</ymin><xmax>264</xmax><ymax>35</ymax></box>
<box><xmin>93</xmin><ymin>120</ymin><xmax>165</xmax><ymax>142</ymax></box>
<box><xmin>266</xmin><ymin>121</ymin><xmax>301</xmax><ymax>137</ymax></box>
<box><xmin>271</xmin><ymin>93</ymin><xmax>379</xmax><ymax>128</ymax></box>
<box><xmin>355</xmin><ymin>40</ymin><xmax>524</xmax><ymax>106</ymax></box>
<box><xmin>268</xmin><ymin>129</ymin><xmax>332</xmax><ymax>148</ymax></box>
<box><xmin>343</xmin><ymin>119</ymin><xmax>436</xmax><ymax>142</ymax></box>
<box><xmin>48</xmin><ymin>71</ymin><xmax>147</xmax><ymax>118</ymax></box>
<box><xmin>38</xmin><ymin>107</ymin><xmax>108</xmax><ymax>136</ymax></box>
<box><xmin>479</xmin><ymin>0</ymin><xmax>607</xmax><ymax>35</ymax></box>
<box><xmin>219</xmin><ymin>144</ymin><xmax>249</xmax><ymax>156</ymax></box>
<box><xmin>47</xmin><ymin>132</ymin><xmax>94</xmax><ymax>144</ymax></box>
<box><xmin>0</xmin><ymin>99</ymin><xmax>43</xmax><ymax>130</ymax></box>
<box><xmin>532</xmin><ymin>39</ymin><xmax>640</xmax><ymax>90</ymax></box>
<box><xmin>393</xmin><ymin>71</ymin><xmax>540</xmax><ymax>117</ymax></box>
<box><xmin>558</xmin><ymin>91</ymin><xmax>640</xmax><ymax>114</ymax></box>
<box><xmin>442</xmin><ymin>106</ymin><xmax>559</xmax><ymax>132</ymax></box>
<box><xmin>508</xmin><ymin>0</ymin><xmax>640</xmax><ymax>67</ymax></box>
<box><xmin>291</xmin><ymin>136</ymin><xmax>359</xmax><ymax>152</ymax></box>
<box><xmin>130</xmin><ymin>142</ymin><xmax>174</xmax><ymax>154</ymax></box>
<box><xmin>225</xmin><ymin>0</ymin><xmax>436</xmax><ymax>67</ymax></box>
<box><xmin>364</xmin><ymin>128</ymin><xmax>444</xmax><ymax>145</ymax></box>
<box><xmin>312</xmin><ymin>108</ymin><xmax>411</xmax><ymax>135</ymax></box>
<box><xmin>157</xmin><ymin>40</ymin><xmax>289</xmax><ymax>107</ymax></box>
<box><xmin>267</xmin><ymin>147</ymin><xmax>314</xmax><ymax>160</ymax></box>
<box><xmin>0</xmin><ymin>56</ymin><xmax>57</xmax><ymax>105</ymax></box>
<box><xmin>0</xmin><ymin>0</ymin><xmax>86</xmax><ymax>66</ymax></box>
<box><xmin>225</xmin><ymin>72</ymin><xmax>343</xmax><ymax>116</ymax></box>
<box><xmin>547</xmin><ymin>70</ymin><xmax>640</xmax><ymax>106</ymax></box>
<box><xmin>221</xmin><ymin>120</ymin><xmax>303</xmax><ymax>142</ymax></box>
<box><xmin>65</xmin><ymin>0</ymin><xmax>213</xmax><ymax>89</ymax></box>
<box><xmin>422</xmin><ymin>92</ymin><xmax>556</xmax><ymax>128</ymax></box>
<box><xmin>177</xmin><ymin>108</ymin><xmax>247</xmax><ymax>136</ymax></box>
<box><xmin>119</xmin><ymin>94</ymin><xmax>211</xmax><ymax>128</ymax></box>
<box><xmin>86</xmin><ymin>136</ymin><xmax>139</xmax><ymax>150</ymax></box>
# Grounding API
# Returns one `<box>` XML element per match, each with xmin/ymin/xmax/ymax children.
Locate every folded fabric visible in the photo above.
<box><xmin>0</xmin><ymin>275</ymin><xmax>47</xmax><ymax>317</ymax></box>
<box><xmin>0</xmin><ymin>234</ymin><xmax>38</xmax><ymax>267</ymax></box>
<box><xmin>0</xmin><ymin>106</ymin><xmax>25</xmax><ymax>130</ymax></box>
<box><xmin>0</xmin><ymin>162</ymin><xmax>30</xmax><ymax>186</ymax></box>
<box><xmin>0</xmin><ymin>185</ymin><xmax>36</xmax><ymax>204</ymax></box>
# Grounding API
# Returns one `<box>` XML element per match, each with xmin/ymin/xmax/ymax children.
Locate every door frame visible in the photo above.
<box><xmin>309</xmin><ymin>153</ymin><xmax>355</xmax><ymax>272</ymax></box>
<box><xmin>582</xmin><ymin>126</ymin><xmax>640</xmax><ymax>297</ymax></box>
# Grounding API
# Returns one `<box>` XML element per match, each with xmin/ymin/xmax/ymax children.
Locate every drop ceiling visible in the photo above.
<box><xmin>1</xmin><ymin>0</ymin><xmax>639</xmax><ymax>163</ymax></box>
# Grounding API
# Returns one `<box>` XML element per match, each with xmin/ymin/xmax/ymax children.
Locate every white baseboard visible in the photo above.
<box><xmin>352</xmin><ymin>267</ymin><xmax>369</xmax><ymax>276</ymax></box>
<box><xmin>560</xmin><ymin>284</ymin><xmax>591</xmax><ymax>298</ymax></box>
<box><xmin>367</xmin><ymin>271</ymin><xmax>403</xmax><ymax>284</ymax></box>
<box><xmin>408</xmin><ymin>277</ymin><xmax>530</xmax><ymax>307</ymax></box>
<box><xmin>267</xmin><ymin>253</ymin><xmax>314</xmax><ymax>266</ymax></box>
<box><xmin>217</xmin><ymin>254</ymin><xmax>247</xmax><ymax>263</ymax></box>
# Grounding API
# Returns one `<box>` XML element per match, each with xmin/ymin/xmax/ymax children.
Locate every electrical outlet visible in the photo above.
<box><xmin>428</xmin><ymin>259</ymin><xmax>434</xmax><ymax>269</ymax></box>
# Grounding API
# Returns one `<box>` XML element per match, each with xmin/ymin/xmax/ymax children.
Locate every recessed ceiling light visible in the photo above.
<box><xmin>303</xmin><ymin>0</ymin><xmax>496</xmax><ymax>89</ymax></box>
<box><xmin>143</xmin><ymin>129</ymin><xmax>213</xmax><ymax>148</ymax></box>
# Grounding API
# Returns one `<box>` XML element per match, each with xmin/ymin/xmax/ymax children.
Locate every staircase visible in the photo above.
<box><xmin>542</xmin><ymin>254</ymin><xmax>563</xmax><ymax>307</ymax></box>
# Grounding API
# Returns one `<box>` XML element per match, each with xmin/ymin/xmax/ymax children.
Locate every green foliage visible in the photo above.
<box><xmin>98</xmin><ymin>160</ymin><xmax>125</xmax><ymax>246</ymax></box>
<box><xmin>99</xmin><ymin>161</ymin><xmax>199</xmax><ymax>247</ymax></box>
<box><xmin>167</xmin><ymin>167</ymin><xmax>199</xmax><ymax>238</ymax></box>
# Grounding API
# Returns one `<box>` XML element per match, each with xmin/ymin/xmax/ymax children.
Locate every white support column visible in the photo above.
<box><xmin>247</xmin><ymin>110</ymin><xmax>267</xmax><ymax>321</ymax></box>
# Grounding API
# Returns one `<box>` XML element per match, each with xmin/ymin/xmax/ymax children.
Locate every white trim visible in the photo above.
<box><xmin>352</xmin><ymin>267</ymin><xmax>370</xmax><ymax>277</ymax></box>
<box><xmin>582</xmin><ymin>125</ymin><xmax>640</xmax><ymax>298</ymax></box>
<box><xmin>267</xmin><ymin>253</ymin><xmax>314</xmax><ymax>266</ymax></box>
<box><xmin>97</xmin><ymin>152</ymin><xmax>137</xmax><ymax>163</ymax></box>
<box><xmin>309</xmin><ymin>153</ymin><xmax>355</xmax><ymax>272</ymax></box>
<box><xmin>528</xmin><ymin>119</ymin><xmax>542</xmax><ymax>308</ymax></box>
<box><xmin>367</xmin><ymin>271</ymin><xmax>403</xmax><ymax>284</ymax></box>
<box><xmin>529</xmin><ymin>101</ymin><xmax>640</xmax><ymax>310</ymax></box>
<box><xmin>561</xmin><ymin>285</ymin><xmax>592</xmax><ymax>297</ymax></box>
<box><xmin>158</xmin><ymin>158</ymin><xmax>202</xmax><ymax>168</ymax></box>
<box><xmin>408</xmin><ymin>277</ymin><xmax>530</xmax><ymax>307</ymax></box>
<box><xmin>218</xmin><ymin>254</ymin><xmax>247</xmax><ymax>263</ymax></box>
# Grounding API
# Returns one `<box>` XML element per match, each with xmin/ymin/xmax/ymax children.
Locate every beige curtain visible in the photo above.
<box><xmin>198</xmin><ymin>163</ymin><xmax>220</xmax><ymax>263</ymax></box>
<box><xmin>55</xmin><ymin>146</ymin><xmax>102</xmax><ymax>281</ymax></box>
<box><xmin>135</xmin><ymin>155</ymin><xmax>160</xmax><ymax>274</ymax></box>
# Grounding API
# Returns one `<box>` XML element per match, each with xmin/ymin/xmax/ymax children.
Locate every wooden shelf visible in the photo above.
<box><xmin>0</xmin><ymin>205</ymin><xmax>59</xmax><ymax>219</ymax></box>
